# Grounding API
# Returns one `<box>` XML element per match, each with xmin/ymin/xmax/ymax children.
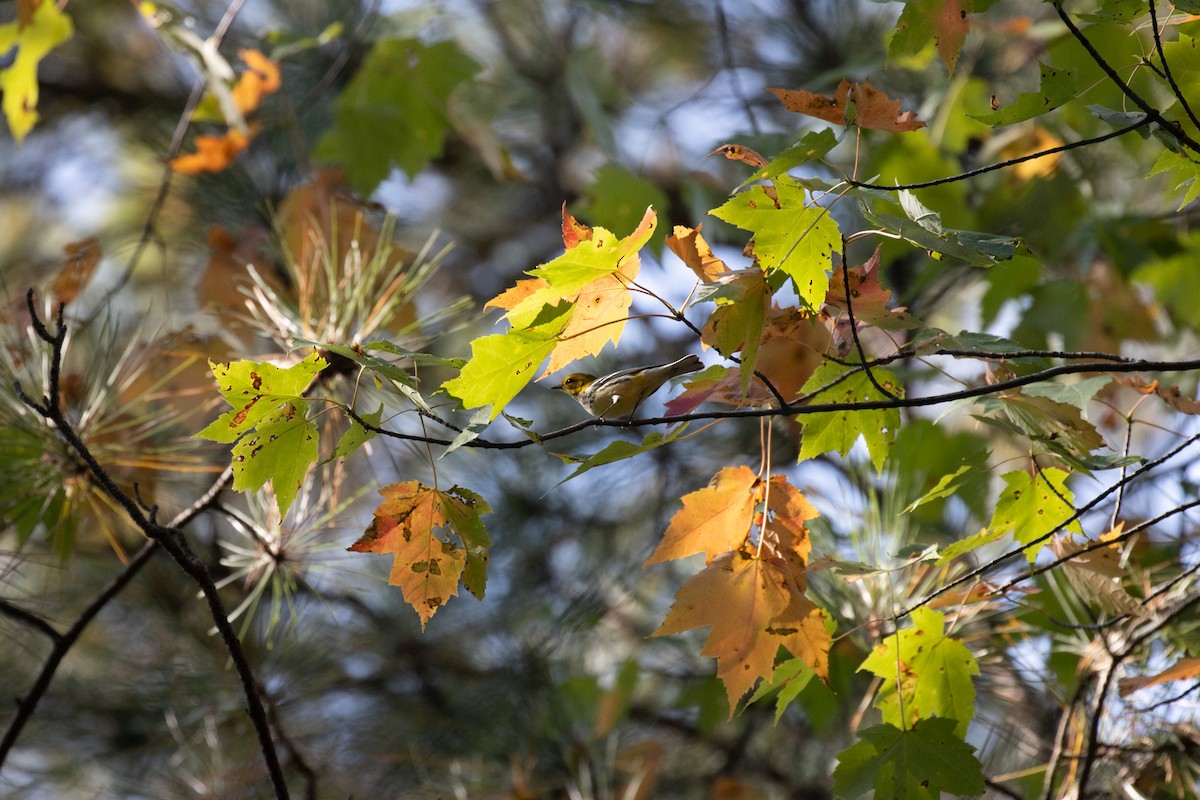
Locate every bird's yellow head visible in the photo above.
<box><xmin>554</xmin><ymin>373</ymin><xmax>596</xmax><ymax>398</ymax></box>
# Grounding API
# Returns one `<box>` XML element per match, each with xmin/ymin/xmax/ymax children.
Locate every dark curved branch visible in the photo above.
<box><xmin>838</xmin><ymin>241</ymin><xmax>898</xmax><ymax>400</ymax></box>
<box><xmin>0</xmin><ymin>599</ymin><xmax>61</xmax><ymax>642</ymax></box>
<box><xmin>847</xmin><ymin>118</ymin><xmax>1151</xmax><ymax>191</ymax></box>
<box><xmin>1148</xmin><ymin>0</ymin><xmax>1200</xmax><ymax>134</ymax></box>
<box><xmin>10</xmin><ymin>292</ymin><xmax>288</xmax><ymax>799</ymax></box>
<box><xmin>1053</xmin><ymin>1</ymin><xmax>1200</xmax><ymax>154</ymax></box>
<box><xmin>350</xmin><ymin>353</ymin><xmax>1200</xmax><ymax>449</ymax></box>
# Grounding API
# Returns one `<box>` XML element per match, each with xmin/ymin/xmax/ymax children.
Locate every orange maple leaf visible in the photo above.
<box><xmin>653</xmin><ymin>551</ymin><xmax>792</xmax><ymax>708</ymax></box>
<box><xmin>935</xmin><ymin>0</ymin><xmax>970</xmax><ymax>72</ymax></box>
<box><xmin>484</xmin><ymin>276</ymin><xmax>552</xmax><ymax>312</ymax></box>
<box><xmin>646</xmin><ymin>466</ymin><xmax>762</xmax><ymax>566</ymax></box>
<box><xmin>768</xmin><ymin>81</ymin><xmax>925</xmax><ymax>133</ymax></box>
<box><xmin>231</xmin><ymin>49</ymin><xmax>281</xmax><ymax>114</ymax></box>
<box><xmin>170</xmin><ymin>126</ymin><xmax>257</xmax><ymax>174</ymax></box>
<box><xmin>348</xmin><ymin>481</ymin><xmax>467</xmax><ymax>629</ymax></box>
<box><xmin>665</xmin><ymin>225</ymin><xmax>728</xmax><ymax>283</ymax></box>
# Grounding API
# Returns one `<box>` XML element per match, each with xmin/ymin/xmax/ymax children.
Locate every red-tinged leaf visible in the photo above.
<box><xmin>663</xmin><ymin>367</ymin><xmax>776</xmax><ymax>416</ymax></box>
<box><xmin>1119</xmin><ymin>658</ymin><xmax>1200</xmax><ymax>696</ymax></box>
<box><xmin>665</xmin><ymin>225</ymin><xmax>728</xmax><ymax>283</ymax></box>
<box><xmin>349</xmin><ymin>481</ymin><xmax>469</xmax><ymax>629</ymax></box>
<box><xmin>825</xmin><ymin>246</ymin><xmax>923</xmax><ymax>330</ymax></box>
<box><xmin>561</xmin><ymin>203</ymin><xmax>593</xmax><ymax>249</ymax></box>
<box><xmin>646</xmin><ymin>466</ymin><xmax>762</xmax><ymax>565</ymax></box>
<box><xmin>768</xmin><ymin>81</ymin><xmax>925</xmax><ymax>132</ymax></box>
<box><xmin>891</xmin><ymin>0</ymin><xmax>973</xmax><ymax>73</ymax></box>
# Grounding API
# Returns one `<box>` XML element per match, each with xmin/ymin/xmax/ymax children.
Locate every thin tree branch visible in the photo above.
<box><xmin>1052</xmin><ymin>1</ymin><xmax>1200</xmax><ymax>154</ymax></box>
<box><xmin>0</xmin><ymin>599</ymin><xmax>61</xmax><ymax>642</ymax></box>
<box><xmin>1148</xmin><ymin>0</ymin><xmax>1200</xmax><ymax>133</ymax></box>
<box><xmin>838</xmin><ymin>243</ymin><xmax>898</xmax><ymax>400</ymax></box>
<box><xmin>847</xmin><ymin>118</ymin><xmax>1151</xmax><ymax>191</ymax></box>
<box><xmin>10</xmin><ymin>293</ymin><xmax>289</xmax><ymax>799</ymax></box>
<box><xmin>348</xmin><ymin>354</ymin><xmax>1200</xmax><ymax>449</ymax></box>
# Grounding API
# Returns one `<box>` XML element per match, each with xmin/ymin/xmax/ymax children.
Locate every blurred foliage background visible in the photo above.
<box><xmin>3</xmin><ymin>0</ymin><xmax>1200</xmax><ymax>798</ymax></box>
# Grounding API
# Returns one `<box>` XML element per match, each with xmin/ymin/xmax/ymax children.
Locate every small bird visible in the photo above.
<box><xmin>553</xmin><ymin>354</ymin><xmax>703</xmax><ymax>419</ymax></box>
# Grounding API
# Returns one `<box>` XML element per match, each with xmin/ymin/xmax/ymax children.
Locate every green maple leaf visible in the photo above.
<box><xmin>797</xmin><ymin>361</ymin><xmax>902</xmax><ymax>473</ymax></box>
<box><xmin>195</xmin><ymin>354</ymin><xmax>327</xmax><ymax>518</ymax></box>
<box><xmin>1149</xmin><ymin>150</ymin><xmax>1200</xmax><ymax>211</ymax></box>
<box><xmin>970</xmin><ymin>63</ymin><xmax>1076</xmax><ymax>126</ymax></box>
<box><xmin>439</xmin><ymin>486</ymin><xmax>492</xmax><ymax>600</ymax></box>
<box><xmin>315</xmin><ymin>38</ymin><xmax>478</xmax><ymax>194</ymax></box>
<box><xmin>231</xmin><ymin>408</ymin><xmax>319</xmax><ymax>519</ymax></box>
<box><xmin>833</xmin><ymin>718</ymin><xmax>984</xmax><ymax>799</ymax></box>
<box><xmin>990</xmin><ymin>468</ymin><xmax>1081</xmax><ymax>562</ymax></box>
<box><xmin>441</xmin><ymin>312</ymin><xmax>568</xmax><ymax>420</ymax></box>
<box><xmin>528</xmin><ymin>212</ymin><xmax>656</xmax><ymax>295</ymax></box>
<box><xmin>709</xmin><ymin>177</ymin><xmax>841</xmax><ymax>311</ymax></box>
<box><xmin>859</xmin><ymin>607</ymin><xmax>979</xmax><ymax>737</ymax></box>
<box><xmin>196</xmin><ymin>354</ymin><xmax>327</xmax><ymax>444</ymax></box>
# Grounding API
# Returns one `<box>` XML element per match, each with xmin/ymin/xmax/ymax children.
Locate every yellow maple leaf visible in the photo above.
<box><xmin>0</xmin><ymin>0</ymin><xmax>74</xmax><ymax>143</ymax></box>
<box><xmin>541</xmin><ymin>254</ymin><xmax>639</xmax><ymax>377</ymax></box>
<box><xmin>646</xmin><ymin>466</ymin><xmax>762</xmax><ymax>566</ymax></box>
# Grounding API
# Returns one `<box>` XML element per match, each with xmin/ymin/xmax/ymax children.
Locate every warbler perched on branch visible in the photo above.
<box><xmin>553</xmin><ymin>354</ymin><xmax>703</xmax><ymax>419</ymax></box>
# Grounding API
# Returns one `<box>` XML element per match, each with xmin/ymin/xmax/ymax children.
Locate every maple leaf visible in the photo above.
<box><xmin>890</xmin><ymin>0</ymin><xmax>973</xmax><ymax>74</ymax></box>
<box><xmin>646</xmin><ymin>466</ymin><xmax>762</xmax><ymax>565</ymax></box>
<box><xmin>699</xmin><ymin>268</ymin><xmax>769</xmax><ymax>391</ymax></box>
<box><xmin>652</xmin><ymin>551</ymin><xmax>790</xmax><ymax>710</ymax></box>
<box><xmin>1120</xmin><ymin>376</ymin><xmax>1200</xmax><ymax>415</ymax></box>
<box><xmin>708</xmin><ymin>177</ymin><xmax>841</xmax><ymax>311</ymax></box>
<box><xmin>989</xmin><ymin>468</ymin><xmax>1081</xmax><ymax>563</ymax></box>
<box><xmin>824</xmin><ymin>246</ymin><xmax>923</xmax><ymax>331</ymax></box>
<box><xmin>833</xmin><ymin>719</ymin><xmax>985</xmax><ymax>799</ymax></box>
<box><xmin>665</xmin><ymin>225</ymin><xmax>728</xmax><ymax>283</ymax></box>
<box><xmin>349</xmin><ymin>481</ymin><xmax>491</xmax><ymax>628</ymax></box>
<box><xmin>859</xmin><ymin>607</ymin><xmax>979</xmax><ymax>737</ymax></box>
<box><xmin>541</xmin><ymin>252</ymin><xmax>639</xmax><ymax>376</ymax></box>
<box><xmin>767</xmin><ymin>81</ymin><xmax>925</xmax><ymax>132</ymax></box>
<box><xmin>0</xmin><ymin>0</ymin><xmax>73</xmax><ymax>143</ymax></box>
<box><xmin>797</xmin><ymin>360</ymin><xmax>903</xmax><ymax>473</ymax></box>
<box><xmin>663</xmin><ymin>367</ymin><xmax>776</xmax><ymax>416</ymax></box>
<box><xmin>195</xmin><ymin>353</ymin><xmax>327</xmax><ymax>517</ymax></box>
<box><xmin>561</xmin><ymin>204</ymin><xmax>593</xmax><ymax>248</ymax></box>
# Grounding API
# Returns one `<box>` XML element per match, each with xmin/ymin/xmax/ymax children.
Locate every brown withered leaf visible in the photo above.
<box><xmin>51</xmin><ymin>237</ymin><xmax>101</xmax><ymax>305</ymax></box>
<box><xmin>768</xmin><ymin>80</ymin><xmax>925</xmax><ymax>132</ymax></box>
<box><xmin>708</xmin><ymin>143</ymin><xmax>768</xmax><ymax>169</ymax></box>
<box><xmin>1119</xmin><ymin>377</ymin><xmax>1200</xmax><ymax>415</ymax></box>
